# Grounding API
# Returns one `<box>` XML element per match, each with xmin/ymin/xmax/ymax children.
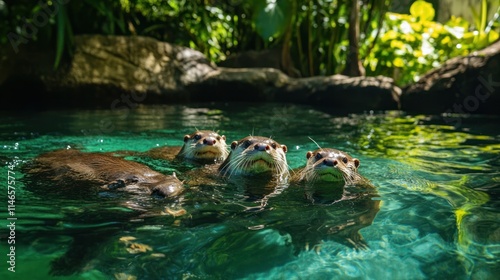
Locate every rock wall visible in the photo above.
<box><xmin>0</xmin><ymin>34</ymin><xmax>402</xmax><ymax>112</ymax></box>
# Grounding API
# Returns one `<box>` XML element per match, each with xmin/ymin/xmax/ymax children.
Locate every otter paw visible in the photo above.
<box><xmin>107</xmin><ymin>180</ymin><xmax>126</xmax><ymax>190</ymax></box>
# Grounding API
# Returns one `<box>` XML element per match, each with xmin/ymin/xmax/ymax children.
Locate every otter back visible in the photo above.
<box><xmin>24</xmin><ymin>149</ymin><xmax>183</xmax><ymax>198</ymax></box>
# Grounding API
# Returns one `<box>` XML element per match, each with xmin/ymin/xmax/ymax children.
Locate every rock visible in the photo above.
<box><xmin>402</xmin><ymin>40</ymin><xmax>500</xmax><ymax>115</ymax></box>
<box><xmin>187</xmin><ymin>67</ymin><xmax>401</xmax><ymax>113</ymax></box>
<box><xmin>217</xmin><ymin>48</ymin><xmax>301</xmax><ymax>77</ymax></box>
<box><xmin>0</xmin><ymin>35</ymin><xmax>401</xmax><ymax>112</ymax></box>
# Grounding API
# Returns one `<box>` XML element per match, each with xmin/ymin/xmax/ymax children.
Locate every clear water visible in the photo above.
<box><xmin>0</xmin><ymin>103</ymin><xmax>499</xmax><ymax>280</ymax></box>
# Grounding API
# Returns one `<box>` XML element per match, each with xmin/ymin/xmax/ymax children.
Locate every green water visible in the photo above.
<box><xmin>0</xmin><ymin>103</ymin><xmax>499</xmax><ymax>279</ymax></box>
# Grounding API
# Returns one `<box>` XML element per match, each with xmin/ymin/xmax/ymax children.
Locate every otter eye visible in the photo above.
<box><xmin>342</xmin><ymin>157</ymin><xmax>348</xmax><ymax>164</ymax></box>
<box><xmin>244</xmin><ymin>140</ymin><xmax>252</xmax><ymax>148</ymax></box>
<box><xmin>315</xmin><ymin>153</ymin><xmax>323</xmax><ymax>160</ymax></box>
<box><xmin>194</xmin><ymin>134</ymin><xmax>202</xmax><ymax>140</ymax></box>
<box><xmin>231</xmin><ymin>141</ymin><xmax>238</xmax><ymax>150</ymax></box>
<box><xmin>216</xmin><ymin>136</ymin><xmax>221</xmax><ymax>140</ymax></box>
<box><xmin>271</xmin><ymin>143</ymin><xmax>277</xmax><ymax>149</ymax></box>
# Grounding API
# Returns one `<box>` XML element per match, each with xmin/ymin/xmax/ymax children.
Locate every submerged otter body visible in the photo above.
<box><xmin>25</xmin><ymin>149</ymin><xmax>183</xmax><ymax>198</ymax></box>
<box><xmin>23</xmin><ymin>149</ymin><xmax>184</xmax><ymax>276</ymax></box>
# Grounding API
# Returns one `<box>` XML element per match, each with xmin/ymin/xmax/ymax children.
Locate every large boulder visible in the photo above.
<box><xmin>0</xmin><ymin>35</ymin><xmax>401</xmax><ymax>112</ymax></box>
<box><xmin>402</xmin><ymin>40</ymin><xmax>500</xmax><ymax>115</ymax></box>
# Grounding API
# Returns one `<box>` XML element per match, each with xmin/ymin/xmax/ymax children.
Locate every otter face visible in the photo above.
<box><xmin>178</xmin><ymin>130</ymin><xmax>229</xmax><ymax>162</ymax></box>
<box><xmin>218</xmin><ymin>136</ymin><xmax>289</xmax><ymax>179</ymax></box>
<box><xmin>301</xmin><ymin>148</ymin><xmax>360</xmax><ymax>183</ymax></box>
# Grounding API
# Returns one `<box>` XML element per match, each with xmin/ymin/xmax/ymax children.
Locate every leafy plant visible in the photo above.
<box><xmin>364</xmin><ymin>0</ymin><xmax>500</xmax><ymax>86</ymax></box>
<box><xmin>2</xmin><ymin>0</ymin><xmax>499</xmax><ymax>85</ymax></box>
<box><xmin>250</xmin><ymin>0</ymin><xmax>391</xmax><ymax>77</ymax></box>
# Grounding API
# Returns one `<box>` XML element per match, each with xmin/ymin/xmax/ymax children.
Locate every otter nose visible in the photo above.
<box><xmin>203</xmin><ymin>137</ymin><xmax>216</xmax><ymax>146</ymax></box>
<box><xmin>324</xmin><ymin>158</ymin><xmax>338</xmax><ymax>167</ymax></box>
<box><xmin>254</xmin><ymin>143</ymin><xmax>270</xmax><ymax>151</ymax></box>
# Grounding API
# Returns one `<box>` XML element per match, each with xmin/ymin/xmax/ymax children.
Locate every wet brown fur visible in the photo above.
<box><xmin>26</xmin><ymin>149</ymin><xmax>183</xmax><ymax>197</ymax></box>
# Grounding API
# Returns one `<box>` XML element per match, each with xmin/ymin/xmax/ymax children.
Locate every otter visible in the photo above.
<box><xmin>292</xmin><ymin>148</ymin><xmax>371</xmax><ymax>187</ymax></box>
<box><xmin>21</xmin><ymin>149</ymin><xmax>184</xmax><ymax>276</ymax></box>
<box><xmin>118</xmin><ymin>130</ymin><xmax>228</xmax><ymax>165</ymax></box>
<box><xmin>211</xmin><ymin>136</ymin><xmax>290</xmax><ymax>208</ymax></box>
<box><xmin>286</xmin><ymin>147</ymin><xmax>380</xmax><ymax>251</ymax></box>
<box><xmin>176</xmin><ymin>130</ymin><xmax>229</xmax><ymax>163</ymax></box>
<box><xmin>179</xmin><ymin>136</ymin><xmax>290</xmax><ymax>212</ymax></box>
<box><xmin>24</xmin><ymin>149</ymin><xmax>183</xmax><ymax>198</ymax></box>
<box><xmin>218</xmin><ymin>136</ymin><xmax>289</xmax><ymax>180</ymax></box>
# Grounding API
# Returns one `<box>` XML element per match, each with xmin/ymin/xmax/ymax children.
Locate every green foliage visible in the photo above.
<box><xmin>365</xmin><ymin>0</ymin><xmax>500</xmax><ymax>86</ymax></box>
<box><xmin>115</xmin><ymin>0</ymin><xmax>260</xmax><ymax>62</ymax></box>
<box><xmin>249</xmin><ymin>0</ymin><xmax>390</xmax><ymax>76</ymax></box>
<box><xmin>1</xmin><ymin>0</ymin><xmax>499</xmax><ymax>85</ymax></box>
<box><xmin>0</xmin><ymin>0</ymin><xmax>124</xmax><ymax>69</ymax></box>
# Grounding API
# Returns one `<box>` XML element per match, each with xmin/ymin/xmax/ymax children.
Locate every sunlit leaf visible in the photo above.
<box><xmin>446</xmin><ymin>16</ymin><xmax>469</xmax><ymax>29</ymax></box>
<box><xmin>441</xmin><ymin>36</ymin><xmax>451</xmax><ymax>45</ymax></box>
<box><xmin>409</xmin><ymin>0</ymin><xmax>435</xmax><ymax>21</ymax></box>
<box><xmin>488</xmin><ymin>30</ymin><xmax>499</xmax><ymax>42</ymax></box>
<box><xmin>253</xmin><ymin>0</ymin><xmax>292</xmax><ymax>40</ymax></box>
<box><xmin>403</xmin><ymin>33</ymin><xmax>417</xmax><ymax>42</ymax></box>
<box><xmin>390</xmin><ymin>40</ymin><xmax>406</xmax><ymax>50</ymax></box>
<box><xmin>381</xmin><ymin>30</ymin><xmax>398</xmax><ymax>41</ymax></box>
<box><xmin>400</xmin><ymin>20</ymin><xmax>413</xmax><ymax>34</ymax></box>
<box><xmin>444</xmin><ymin>25</ymin><xmax>466</xmax><ymax>39</ymax></box>
<box><xmin>410</xmin><ymin>22</ymin><xmax>423</xmax><ymax>32</ymax></box>
<box><xmin>393</xmin><ymin>57</ymin><xmax>405</xmax><ymax>67</ymax></box>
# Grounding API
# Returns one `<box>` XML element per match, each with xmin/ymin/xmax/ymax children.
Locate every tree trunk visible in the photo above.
<box><xmin>342</xmin><ymin>0</ymin><xmax>365</xmax><ymax>77</ymax></box>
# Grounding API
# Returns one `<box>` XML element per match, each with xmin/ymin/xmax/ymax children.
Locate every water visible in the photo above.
<box><xmin>0</xmin><ymin>103</ymin><xmax>499</xmax><ymax>279</ymax></box>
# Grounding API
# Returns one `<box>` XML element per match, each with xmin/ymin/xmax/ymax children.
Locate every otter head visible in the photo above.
<box><xmin>218</xmin><ymin>136</ymin><xmax>289</xmax><ymax>179</ymax></box>
<box><xmin>150</xmin><ymin>172</ymin><xmax>184</xmax><ymax>198</ymax></box>
<box><xmin>177</xmin><ymin>130</ymin><xmax>229</xmax><ymax>163</ymax></box>
<box><xmin>300</xmin><ymin>148</ymin><xmax>360</xmax><ymax>184</ymax></box>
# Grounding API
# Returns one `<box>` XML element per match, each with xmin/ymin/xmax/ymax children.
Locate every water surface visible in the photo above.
<box><xmin>0</xmin><ymin>103</ymin><xmax>499</xmax><ymax>279</ymax></box>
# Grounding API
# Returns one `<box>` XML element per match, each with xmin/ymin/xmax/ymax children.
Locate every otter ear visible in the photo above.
<box><xmin>353</xmin><ymin>158</ymin><xmax>360</xmax><ymax>168</ymax></box>
<box><xmin>231</xmin><ymin>141</ymin><xmax>238</xmax><ymax>150</ymax></box>
<box><xmin>221</xmin><ymin>135</ymin><xmax>226</xmax><ymax>141</ymax></box>
<box><xmin>306</xmin><ymin>151</ymin><xmax>313</xmax><ymax>159</ymax></box>
<box><xmin>281</xmin><ymin>145</ymin><xmax>287</xmax><ymax>153</ymax></box>
<box><xmin>183</xmin><ymin>135</ymin><xmax>190</xmax><ymax>142</ymax></box>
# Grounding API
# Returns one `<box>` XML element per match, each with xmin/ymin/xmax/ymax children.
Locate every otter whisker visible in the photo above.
<box><xmin>271</xmin><ymin>153</ymin><xmax>289</xmax><ymax>180</ymax></box>
<box><xmin>223</xmin><ymin>152</ymin><xmax>249</xmax><ymax>178</ymax></box>
<box><xmin>308</xmin><ymin>137</ymin><xmax>322</xmax><ymax>150</ymax></box>
<box><xmin>178</xmin><ymin>142</ymin><xmax>198</xmax><ymax>158</ymax></box>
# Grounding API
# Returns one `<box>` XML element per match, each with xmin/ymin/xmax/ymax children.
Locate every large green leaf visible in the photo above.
<box><xmin>253</xmin><ymin>0</ymin><xmax>292</xmax><ymax>40</ymax></box>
